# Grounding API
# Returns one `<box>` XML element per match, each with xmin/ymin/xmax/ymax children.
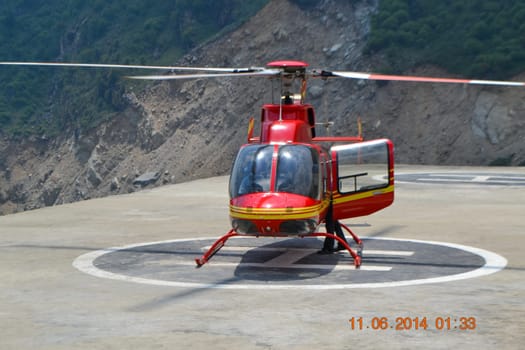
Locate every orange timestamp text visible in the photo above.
<box><xmin>349</xmin><ymin>316</ymin><xmax>477</xmax><ymax>331</ymax></box>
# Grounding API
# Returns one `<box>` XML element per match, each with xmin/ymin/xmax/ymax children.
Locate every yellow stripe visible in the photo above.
<box><xmin>230</xmin><ymin>205</ymin><xmax>320</xmax><ymax>214</ymax></box>
<box><xmin>231</xmin><ymin>212</ymin><xmax>316</xmax><ymax>220</ymax></box>
<box><xmin>230</xmin><ymin>200</ymin><xmax>329</xmax><ymax>221</ymax></box>
<box><xmin>230</xmin><ymin>205</ymin><xmax>321</xmax><ymax>216</ymax></box>
<box><xmin>247</xmin><ymin>118</ymin><xmax>254</xmax><ymax>138</ymax></box>
<box><xmin>332</xmin><ymin>185</ymin><xmax>394</xmax><ymax>205</ymax></box>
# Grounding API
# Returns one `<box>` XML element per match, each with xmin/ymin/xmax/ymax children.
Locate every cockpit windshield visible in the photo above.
<box><xmin>229</xmin><ymin>144</ymin><xmax>320</xmax><ymax>199</ymax></box>
<box><xmin>229</xmin><ymin>145</ymin><xmax>273</xmax><ymax>197</ymax></box>
<box><xmin>276</xmin><ymin>145</ymin><xmax>319</xmax><ymax>198</ymax></box>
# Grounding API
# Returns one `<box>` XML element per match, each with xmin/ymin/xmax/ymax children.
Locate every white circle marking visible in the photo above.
<box><xmin>72</xmin><ymin>237</ymin><xmax>507</xmax><ymax>290</ymax></box>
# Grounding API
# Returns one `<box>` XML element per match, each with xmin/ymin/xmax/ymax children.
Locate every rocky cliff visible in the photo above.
<box><xmin>1</xmin><ymin>0</ymin><xmax>524</xmax><ymax>215</ymax></box>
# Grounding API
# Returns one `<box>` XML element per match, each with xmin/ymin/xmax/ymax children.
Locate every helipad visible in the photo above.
<box><xmin>396</xmin><ymin>172</ymin><xmax>525</xmax><ymax>185</ymax></box>
<box><xmin>1</xmin><ymin>166</ymin><xmax>524</xmax><ymax>349</ymax></box>
<box><xmin>73</xmin><ymin>236</ymin><xmax>506</xmax><ymax>289</ymax></box>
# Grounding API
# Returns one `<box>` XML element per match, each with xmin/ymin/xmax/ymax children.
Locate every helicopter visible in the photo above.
<box><xmin>1</xmin><ymin>59</ymin><xmax>524</xmax><ymax>268</ymax></box>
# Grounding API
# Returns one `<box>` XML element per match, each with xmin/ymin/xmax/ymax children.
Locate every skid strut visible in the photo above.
<box><xmin>195</xmin><ymin>226</ymin><xmax>363</xmax><ymax>268</ymax></box>
<box><xmin>339</xmin><ymin>223</ymin><xmax>364</xmax><ymax>259</ymax></box>
<box><xmin>195</xmin><ymin>229</ymin><xmax>239</xmax><ymax>268</ymax></box>
<box><xmin>310</xmin><ymin>232</ymin><xmax>362</xmax><ymax>268</ymax></box>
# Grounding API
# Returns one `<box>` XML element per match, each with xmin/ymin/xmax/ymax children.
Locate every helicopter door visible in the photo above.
<box><xmin>330</xmin><ymin>139</ymin><xmax>394</xmax><ymax>220</ymax></box>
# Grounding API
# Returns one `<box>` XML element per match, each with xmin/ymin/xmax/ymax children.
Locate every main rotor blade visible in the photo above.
<box><xmin>317</xmin><ymin>70</ymin><xmax>525</xmax><ymax>87</ymax></box>
<box><xmin>0</xmin><ymin>61</ymin><xmax>265</xmax><ymax>73</ymax></box>
<box><xmin>127</xmin><ymin>69</ymin><xmax>281</xmax><ymax>80</ymax></box>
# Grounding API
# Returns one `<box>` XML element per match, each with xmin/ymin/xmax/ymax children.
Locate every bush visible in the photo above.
<box><xmin>0</xmin><ymin>0</ymin><xmax>269</xmax><ymax>136</ymax></box>
<box><xmin>366</xmin><ymin>0</ymin><xmax>525</xmax><ymax>79</ymax></box>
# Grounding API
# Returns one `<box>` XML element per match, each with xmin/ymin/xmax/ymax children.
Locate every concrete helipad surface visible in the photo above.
<box><xmin>1</xmin><ymin>165</ymin><xmax>524</xmax><ymax>349</ymax></box>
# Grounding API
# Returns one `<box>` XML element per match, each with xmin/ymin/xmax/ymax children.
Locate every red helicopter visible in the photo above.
<box><xmin>194</xmin><ymin>60</ymin><xmax>394</xmax><ymax>268</ymax></box>
<box><xmin>2</xmin><ymin>59</ymin><xmax>524</xmax><ymax>268</ymax></box>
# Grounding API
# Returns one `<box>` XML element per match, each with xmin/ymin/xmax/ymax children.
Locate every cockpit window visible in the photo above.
<box><xmin>229</xmin><ymin>145</ymin><xmax>273</xmax><ymax>197</ymax></box>
<box><xmin>276</xmin><ymin>145</ymin><xmax>320</xmax><ymax>199</ymax></box>
<box><xmin>229</xmin><ymin>144</ymin><xmax>320</xmax><ymax>199</ymax></box>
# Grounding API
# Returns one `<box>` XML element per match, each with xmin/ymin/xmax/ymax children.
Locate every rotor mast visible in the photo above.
<box><xmin>266</xmin><ymin>60</ymin><xmax>308</xmax><ymax>106</ymax></box>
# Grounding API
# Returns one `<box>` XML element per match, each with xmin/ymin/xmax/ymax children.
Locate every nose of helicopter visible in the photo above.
<box><xmin>229</xmin><ymin>192</ymin><xmax>324</xmax><ymax>235</ymax></box>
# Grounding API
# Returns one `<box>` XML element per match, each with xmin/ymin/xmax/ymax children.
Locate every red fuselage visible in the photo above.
<box><xmin>228</xmin><ymin>60</ymin><xmax>394</xmax><ymax>237</ymax></box>
<box><xmin>229</xmin><ymin>103</ymin><xmax>330</xmax><ymax>236</ymax></box>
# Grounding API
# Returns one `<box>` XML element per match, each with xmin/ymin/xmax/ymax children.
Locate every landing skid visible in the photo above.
<box><xmin>341</xmin><ymin>222</ymin><xmax>364</xmax><ymax>260</ymax></box>
<box><xmin>195</xmin><ymin>226</ymin><xmax>364</xmax><ymax>268</ymax></box>
<box><xmin>195</xmin><ymin>229</ymin><xmax>239</xmax><ymax>268</ymax></box>
<box><xmin>309</xmin><ymin>230</ymin><xmax>362</xmax><ymax>268</ymax></box>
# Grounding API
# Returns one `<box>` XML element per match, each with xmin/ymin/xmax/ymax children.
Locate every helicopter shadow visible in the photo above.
<box><xmin>231</xmin><ymin>224</ymin><xmax>405</xmax><ymax>282</ymax></box>
<box><xmin>232</xmin><ymin>237</ymin><xmax>347</xmax><ymax>281</ymax></box>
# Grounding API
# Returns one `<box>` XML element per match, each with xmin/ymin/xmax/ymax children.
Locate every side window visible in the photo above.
<box><xmin>332</xmin><ymin>140</ymin><xmax>390</xmax><ymax>194</ymax></box>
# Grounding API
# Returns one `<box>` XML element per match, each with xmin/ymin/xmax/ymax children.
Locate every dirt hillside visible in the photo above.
<box><xmin>1</xmin><ymin>0</ymin><xmax>524</xmax><ymax>215</ymax></box>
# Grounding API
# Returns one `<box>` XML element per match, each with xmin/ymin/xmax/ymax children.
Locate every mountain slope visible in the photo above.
<box><xmin>1</xmin><ymin>0</ymin><xmax>524</xmax><ymax>215</ymax></box>
<box><xmin>0</xmin><ymin>0</ymin><xmax>268</xmax><ymax>136</ymax></box>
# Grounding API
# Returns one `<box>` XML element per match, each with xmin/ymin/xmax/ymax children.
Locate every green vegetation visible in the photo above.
<box><xmin>0</xmin><ymin>0</ymin><xmax>268</xmax><ymax>137</ymax></box>
<box><xmin>4</xmin><ymin>0</ymin><xmax>525</xmax><ymax>138</ymax></box>
<box><xmin>289</xmin><ymin>0</ymin><xmax>321</xmax><ymax>9</ymax></box>
<box><xmin>366</xmin><ymin>0</ymin><xmax>525</xmax><ymax>79</ymax></box>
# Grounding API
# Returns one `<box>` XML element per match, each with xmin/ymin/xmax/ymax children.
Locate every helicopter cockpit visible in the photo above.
<box><xmin>229</xmin><ymin>144</ymin><xmax>320</xmax><ymax>199</ymax></box>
